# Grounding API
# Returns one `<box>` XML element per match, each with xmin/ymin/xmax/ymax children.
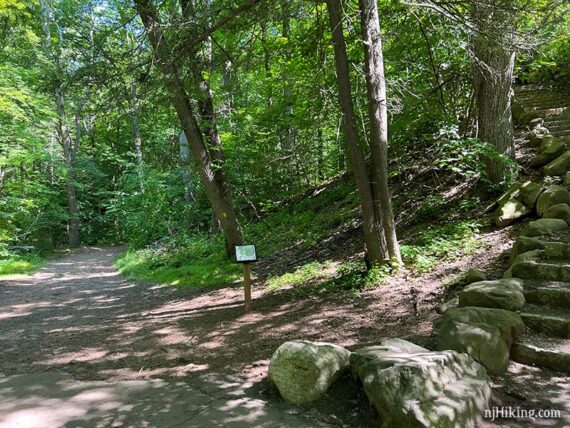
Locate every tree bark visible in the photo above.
<box><xmin>135</xmin><ymin>0</ymin><xmax>243</xmax><ymax>255</ymax></box>
<box><xmin>325</xmin><ymin>0</ymin><xmax>387</xmax><ymax>266</ymax></box>
<box><xmin>181</xmin><ymin>0</ymin><xmax>238</xmax><ymax>242</ymax></box>
<box><xmin>41</xmin><ymin>0</ymin><xmax>80</xmax><ymax>248</ymax></box>
<box><xmin>472</xmin><ymin>1</ymin><xmax>516</xmax><ymax>185</ymax></box>
<box><xmin>127</xmin><ymin>91</ymin><xmax>144</xmax><ymax>192</ymax></box>
<box><xmin>178</xmin><ymin>132</ymin><xmax>195</xmax><ymax>204</ymax></box>
<box><xmin>358</xmin><ymin>0</ymin><xmax>401</xmax><ymax>264</ymax></box>
<box><xmin>56</xmin><ymin>84</ymin><xmax>80</xmax><ymax>248</ymax></box>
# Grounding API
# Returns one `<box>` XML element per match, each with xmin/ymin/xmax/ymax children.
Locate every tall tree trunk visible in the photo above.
<box><xmin>127</xmin><ymin>91</ymin><xmax>144</xmax><ymax>192</ymax></box>
<box><xmin>41</xmin><ymin>0</ymin><xmax>80</xmax><ymax>248</ymax></box>
<box><xmin>472</xmin><ymin>1</ymin><xmax>516</xmax><ymax>185</ymax></box>
<box><xmin>325</xmin><ymin>0</ymin><xmax>387</xmax><ymax>266</ymax></box>
<box><xmin>56</xmin><ymin>84</ymin><xmax>80</xmax><ymax>247</ymax></box>
<box><xmin>0</xmin><ymin>167</ymin><xmax>5</xmax><ymax>194</ymax></box>
<box><xmin>281</xmin><ymin>0</ymin><xmax>295</xmax><ymax>151</ymax></box>
<box><xmin>178</xmin><ymin>132</ymin><xmax>195</xmax><ymax>204</ymax></box>
<box><xmin>359</xmin><ymin>0</ymin><xmax>401</xmax><ymax>264</ymax></box>
<box><xmin>135</xmin><ymin>0</ymin><xmax>243</xmax><ymax>256</ymax></box>
<box><xmin>181</xmin><ymin>0</ymin><xmax>237</xmax><ymax>241</ymax></box>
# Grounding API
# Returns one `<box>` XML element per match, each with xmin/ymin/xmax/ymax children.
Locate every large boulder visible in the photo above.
<box><xmin>496</xmin><ymin>183</ymin><xmax>522</xmax><ymax>207</ymax></box>
<box><xmin>543</xmin><ymin>151</ymin><xmax>570</xmax><ymax>177</ymax></box>
<box><xmin>530</xmin><ymin>138</ymin><xmax>566</xmax><ymax>168</ymax></box>
<box><xmin>503</xmin><ymin>249</ymin><xmax>543</xmax><ymax>279</ymax></box>
<box><xmin>494</xmin><ymin>181</ymin><xmax>543</xmax><ymax>226</ymax></box>
<box><xmin>350</xmin><ymin>339</ymin><xmax>491</xmax><ymax>428</ymax></box>
<box><xmin>434</xmin><ymin>307</ymin><xmax>525</xmax><ymax>374</ymax></box>
<box><xmin>494</xmin><ymin>199</ymin><xmax>531</xmax><ymax>227</ymax></box>
<box><xmin>522</xmin><ymin>218</ymin><xmax>568</xmax><ymax>237</ymax></box>
<box><xmin>543</xmin><ymin>203</ymin><xmax>570</xmax><ymax>224</ymax></box>
<box><xmin>464</xmin><ymin>268</ymin><xmax>487</xmax><ymax>284</ymax></box>
<box><xmin>459</xmin><ymin>279</ymin><xmax>525</xmax><ymax>311</ymax></box>
<box><xmin>536</xmin><ymin>185</ymin><xmax>570</xmax><ymax>216</ymax></box>
<box><xmin>519</xmin><ymin>181</ymin><xmax>544</xmax><ymax>207</ymax></box>
<box><xmin>528</xmin><ymin>126</ymin><xmax>551</xmax><ymax>147</ymax></box>
<box><xmin>510</xmin><ymin>249</ymin><xmax>570</xmax><ymax>282</ymax></box>
<box><xmin>268</xmin><ymin>340</ymin><xmax>350</xmax><ymax>404</ymax></box>
<box><xmin>511</xmin><ymin>236</ymin><xmax>545</xmax><ymax>260</ymax></box>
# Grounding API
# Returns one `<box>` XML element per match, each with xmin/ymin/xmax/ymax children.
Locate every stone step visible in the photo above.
<box><xmin>546</xmin><ymin>123</ymin><xmax>570</xmax><ymax>131</ymax></box>
<box><xmin>520</xmin><ymin>306</ymin><xmax>570</xmax><ymax>338</ymax></box>
<box><xmin>544</xmin><ymin>121</ymin><xmax>570</xmax><ymax>129</ymax></box>
<box><xmin>511</xmin><ymin>335</ymin><xmax>570</xmax><ymax>373</ymax></box>
<box><xmin>533</xmin><ymin>108</ymin><xmax>568</xmax><ymax>116</ymax></box>
<box><xmin>552</xmin><ymin>129</ymin><xmax>570</xmax><ymax>137</ymax></box>
<box><xmin>524</xmin><ymin>287</ymin><xmax>570</xmax><ymax>308</ymax></box>
<box><xmin>517</xmin><ymin>97</ymin><xmax>569</xmax><ymax>104</ymax></box>
<box><xmin>525</xmin><ymin>103</ymin><xmax>570</xmax><ymax>110</ymax></box>
<box><xmin>512</xmin><ymin>259</ymin><xmax>570</xmax><ymax>282</ymax></box>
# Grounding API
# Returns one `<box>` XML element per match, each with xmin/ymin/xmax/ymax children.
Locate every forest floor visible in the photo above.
<box><xmin>1</xmin><ymin>242</ymin><xmax>568</xmax><ymax>427</ymax></box>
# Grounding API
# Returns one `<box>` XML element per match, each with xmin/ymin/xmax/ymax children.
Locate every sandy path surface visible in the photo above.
<box><xmin>2</xmin><ymin>246</ymin><xmax>567</xmax><ymax>427</ymax></box>
<box><xmin>0</xmin><ymin>248</ymin><xmax>342</xmax><ymax>427</ymax></box>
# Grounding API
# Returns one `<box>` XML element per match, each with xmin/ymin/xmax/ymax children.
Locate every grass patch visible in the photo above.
<box><xmin>400</xmin><ymin>220</ymin><xmax>483</xmax><ymax>273</ymax></box>
<box><xmin>266</xmin><ymin>261</ymin><xmax>335</xmax><ymax>292</ymax></box>
<box><xmin>115</xmin><ymin>237</ymin><xmax>241</xmax><ymax>288</ymax></box>
<box><xmin>246</xmin><ymin>179</ymin><xmax>358</xmax><ymax>256</ymax></box>
<box><xmin>117</xmin><ymin>180</ymin><xmax>359</xmax><ymax>289</ymax></box>
<box><xmin>267</xmin><ymin>259</ymin><xmax>391</xmax><ymax>298</ymax></box>
<box><xmin>0</xmin><ymin>253</ymin><xmax>44</xmax><ymax>277</ymax></box>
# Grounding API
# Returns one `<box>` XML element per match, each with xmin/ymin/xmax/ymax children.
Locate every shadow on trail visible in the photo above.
<box><xmin>1</xmin><ymin>247</ymin><xmax>568</xmax><ymax>427</ymax></box>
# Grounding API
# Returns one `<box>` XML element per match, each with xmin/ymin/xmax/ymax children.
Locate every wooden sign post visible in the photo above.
<box><xmin>243</xmin><ymin>262</ymin><xmax>252</xmax><ymax>313</ymax></box>
<box><xmin>235</xmin><ymin>245</ymin><xmax>257</xmax><ymax>313</ymax></box>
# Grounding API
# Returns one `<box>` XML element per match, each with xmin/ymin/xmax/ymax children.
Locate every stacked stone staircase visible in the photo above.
<box><xmin>515</xmin><ymin>85</ymin><xmax>570</xmax><ymax>141</ymax></box>
<box><xmin>510</xmin><ymin>229</ymin><xmax>570</xmax><ymax>372</ymax></box>
<box><xmin>434</xmin><ymin>83</ymin><xmax>570</xmax><ymax>381</ymax></box>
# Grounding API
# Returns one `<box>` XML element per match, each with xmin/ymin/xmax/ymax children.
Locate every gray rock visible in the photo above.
<box><xmin>496</xmin><ymin>183</ymin><xmax>522</xmax><ymax>207</ymax></box>
<box><xmin>518</xmin><ymin>181</ymin><xmax>544</xmax><ymax>207</ymax></box>
<box><xmin>522</xmin><ymin>218</ymin><xmax>568</xmax><ymax>237</ymax></box>
<box><xmin>268</xmin><ymin>340</ymin><xmax>350</xmax><ymax>405</ymax></box>
<box><xmin>536</xmin><ymin>185</ymin><xmax>570</xmax><ymax>216</ymax></box>
<box><xmin>503</xmin><ymin>249</ymin><xmax>543</xmax><ymax>279</ymax></box>
<box><xmin>434</xmin><ymin>307</ymin><xmax>525</xmax><ymax>374</ymax></box>
<box><xmin>520</xmin><ymin>313</ymin><xmax>570</xmax><ymax>338</ymax></box>
<box><xmin>543</xmin><ymin>203</ymin><xmax>570</xmax><ymax>224</ymax></box>
<box><xmin>512</xmin><ymin>258</ymin><xmax>570</xmax><ymax>282</ymax></box>
<box><xmin>531</xmin><ymin>138</ymin><xmax>566</xmax><ymax>168</ymax></box>
<box><xmin>436</xmin><ymin>296</ymin><xmax>459</xmax><ymax>314</ymax></box>
<box><xmin>524</xmin><ymin>287</ymin><xmax>570</xmax><ymax>308</ymax></box>
<box><xmin>565</xmin><ymin>171</ymin><xmax>570</xmax><ymax>186</ymax></box>
<box><xmin>511</xmin><ymin>236</ymin><xmax>545</xmax><ymax>260</ymax></box>
<box><xmin>543</xmin><ymin>150</ymin><xmax>570</xmax><ymax>177</ymax></box>
<box><xmin>495</xmin><ymin>199</ymin><xmax>531</xmax><ymax>227</ymax></box>
<box><xmin>350</xmin><ymin>339</ymin><xmax>491</xmax><ymax>428</ymax></box>
<box><xmin>528</xmin><ymin>117</ymin><xmax>544</xmax><ymax>129</ymax></box>
<box><xmin>511</xmin><ymin>342</ymin><xmax>570</xmax><ymax>374</ymax></box>
<box><xmin>528</xmin><ymin>126</ymin><xmax>551</xmax><ymax>147</ymax></box>
<box><xmin>459</xmin><ymin>279</ymin><xmax>525</xmax><ymax>311</ymax></box>
<box><xmin>544</xmin><ymin>241</ymin><xmax>570</xmax><ymax>259</ymax></box>
<box><xmin>464</xmin><ymin>268</ymin><xmax>487</xmax><ymax>284</ymax></box>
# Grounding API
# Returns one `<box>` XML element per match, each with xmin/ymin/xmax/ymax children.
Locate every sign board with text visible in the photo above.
<box><xmin>235</xmin><ymin>244</ymin><xmax>257</xmax><ymax>263</ymax></box>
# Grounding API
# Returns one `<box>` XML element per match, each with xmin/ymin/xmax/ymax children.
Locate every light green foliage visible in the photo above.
<box><xmin>1</xmin><ymin>0</ymin><xmax>567</xmax><ymax>292</ymax></box>
<box><xmin>401</xmin><ymin>221</ymin><xmax>483</xmax><ymax>273</ymax></box>
<box><xmin>266</xmin><ymin>258</ymin><xmax>392</xmax><ymax>297</ymax></box>
<box><xmin>115</xmin><ymin>236</ymin><xmax>241</xmax><ymax>288</ymax></box>
<box><xmin>267</xmin><ymin>261</ymin><xmax>334</xmax><ymax>292</ymax></box>
<box><xmin>0</xmin><ymin>253</ymin><xmax>43</xmax><ymax>277</ymax></box>
<box><xmin>246</xmin><ymin>179</ymin><xmax>359</xmax><ymax>256</ymax></box>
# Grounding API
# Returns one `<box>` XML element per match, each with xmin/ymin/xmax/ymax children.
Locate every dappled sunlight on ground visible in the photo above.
<box><xmin>1</xmin><ymin>246</ymin><xmax>568</xmax><ymax>426</ymax></box>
